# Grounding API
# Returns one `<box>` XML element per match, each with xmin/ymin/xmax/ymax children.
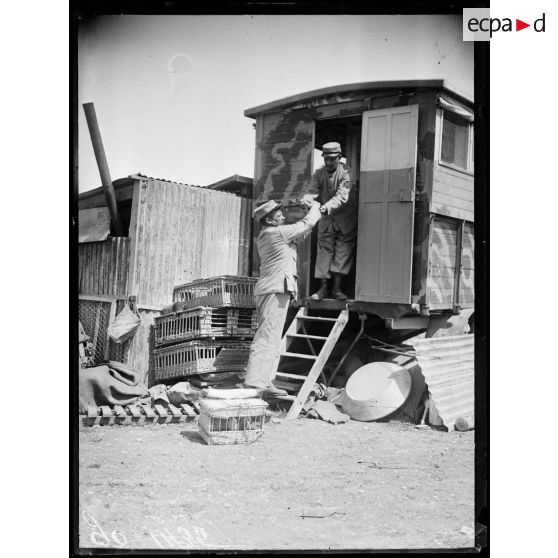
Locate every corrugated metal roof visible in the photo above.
<box><xmin>131</xmin><ymin>173</ymin><xmax>203</xmax><ymax>188</ymax></box>
<box><xmin>79</xmin><ymin>173</ymin><xmax>248</xmax><ymax>201</ymax></box>
<box><xmin>408</xmin><ymin>334</ymin><xmax>474</xmax><ymax>431</ymax></box>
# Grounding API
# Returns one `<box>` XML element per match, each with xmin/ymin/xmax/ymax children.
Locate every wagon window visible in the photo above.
<box><xmin>441</xmin><ymin>111</ymin><xmax>472</xmax><ymax>171</ymax></box>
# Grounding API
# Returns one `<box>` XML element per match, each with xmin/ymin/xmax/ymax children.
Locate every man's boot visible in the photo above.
<box><xmin>311</xmin><ymin>278</ymin><xmax>330</xmax><ymax>300</ymax></box>
<box><xmin>331</xmin><ymin>273</ymin><xmax>348</xmax><ymax>301</ymax></box>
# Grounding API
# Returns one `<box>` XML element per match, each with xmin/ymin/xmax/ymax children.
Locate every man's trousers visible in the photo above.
<box><xmin>314</xmin><ymin>219</ymin><xmax>357</xmax><ymax>278</ymax></box>
<box><xmin>244</xmin><ymin>292</ymin><xmax>291</xmax><ymax>389</ymax></box>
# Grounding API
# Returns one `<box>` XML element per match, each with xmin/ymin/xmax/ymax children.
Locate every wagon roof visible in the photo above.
<box><xmin>244</xmin><ymin>79</ymin><xmax>472</xmax><ymax>118</ymax></box>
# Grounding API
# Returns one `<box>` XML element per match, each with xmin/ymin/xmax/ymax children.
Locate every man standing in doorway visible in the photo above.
<box><xmin>242</xmin><ymin>198</ymin><xmax>322</xmax><ymax>396</ymax></box>
<box><xmin>304</xmin><ymin>141</ymin><xmax>358</xmax><ymax>301</ymax></box>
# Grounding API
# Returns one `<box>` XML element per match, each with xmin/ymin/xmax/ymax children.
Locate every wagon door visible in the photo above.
<box><xmin>355</xmin><ymin>105</ymin><xmax>418</xmax><ymax>303</ymax></box>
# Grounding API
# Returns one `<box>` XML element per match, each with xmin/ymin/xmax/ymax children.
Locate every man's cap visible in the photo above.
<box><xmin>322</xmin><ymin>142</ymin><xmax>342</xmax><ymax>156</ymax></box>
<box><xmin>253</xmin><ymin>199</ymin><xmax>282</xmax><ymax>222</ymax></box>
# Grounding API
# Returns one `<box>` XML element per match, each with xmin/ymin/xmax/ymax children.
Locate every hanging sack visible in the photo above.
<box><xmin>107</xmin><ymin>300</ymin><xmax>141</xmax><ymax>344</ymax></box>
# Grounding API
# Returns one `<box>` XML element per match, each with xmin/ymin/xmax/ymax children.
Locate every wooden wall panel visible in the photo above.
<box><xmin>427</xmin><ymin>216</ymin><xmax>458</xmax><ymax>310</ymax></box>
<box><xmin>78</xmin><ymin>237</ymin><xmax>130</xmax><ymax>296</ymax></box>
<box><xmin>432</xmin><ymin>159</ymin><xmax>474</xmax><ymax>222</ymax></box>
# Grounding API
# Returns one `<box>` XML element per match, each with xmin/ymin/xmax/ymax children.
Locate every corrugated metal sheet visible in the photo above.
<box><xmin>409</xmin><ymin>334</ymin><xmax>474</xmax><ymax>430</ymax></box>
<box><xmin>130</xmin><ymin>179</ymin><xmax>252</xmax><ymax>307</ymax></box>
<box><xmin>79</xmin><ymin>237</ymin><xmax>130</xmax><ymax>296</ymax></box>
<box><xmin>79</xmin><ymin>207</ymin><xmax>111</xmax><ymax>243</ymax></box>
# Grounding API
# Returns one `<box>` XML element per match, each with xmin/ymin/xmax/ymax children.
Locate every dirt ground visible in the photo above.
<box><xmin>77</xmin><ymin>414</ymin><xmax>475</xmax><ymax>552</ymax></box>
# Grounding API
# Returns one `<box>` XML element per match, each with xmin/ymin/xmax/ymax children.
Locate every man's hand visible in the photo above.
<box><xmin>300</xmin><ymin>193</ymin><xmax>318</xmax><ymax>208</ymax></box>
<box><xmin>319</xmin><ymin>204</ymin><xmax>328</xmax><ymax>214</ymax></box>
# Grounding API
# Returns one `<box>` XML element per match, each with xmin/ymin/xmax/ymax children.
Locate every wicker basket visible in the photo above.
<box><xmin>198</xmin><ymin>398</ymin><xmax>268</xmax><ymax>445</ymax></box>
<box><xmin>154</xmin><ymin>306</ymin><xmax>257</xmax><ymax>347</ymax></box>
<box><xmin>212</xmin><ymin>347</ymin><xmax>251</xmax><ymax>372</ymax></box>
<box><xmin>153</xmin><ymin>340</ymin><xmax>252</xmax><ymax>381</ymax></box>
<box><xmin>173</xmin><ymin>276</ymin><xmax>258</xmax><ymax>309</ymax></box>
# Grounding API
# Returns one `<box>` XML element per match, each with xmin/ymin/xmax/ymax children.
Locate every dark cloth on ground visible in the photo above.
<box><xmin>78</xmin><ymin>361</ymin><xmax>148</xmax><ymax>413</ymax></box>
<box><xmin>301</xmin><ymin>383</ymin><xmax>349</xmax><ymax>424</ymax></box>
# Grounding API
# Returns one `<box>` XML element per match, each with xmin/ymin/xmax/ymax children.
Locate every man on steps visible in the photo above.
<box><xmin>242</xmin><ymin>198</ymin><xmax>322</xmax><ymax>397</ymax></box>
<box><xmin>303</xmin><ymin>141</ymin><xmax>358</xmax><ymax>301</ymax></box>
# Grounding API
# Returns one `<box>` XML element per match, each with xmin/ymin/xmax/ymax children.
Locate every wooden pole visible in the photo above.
<box><xmin>82</xmin><ymin>102</ymin><xmax>125</xmax><ymax>237</ymax></box>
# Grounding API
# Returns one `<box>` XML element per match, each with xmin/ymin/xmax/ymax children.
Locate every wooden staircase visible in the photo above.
<box><xmin>271</xmin><ymin>307</ymin><xmax>349</xmax><ymax>420</ymax></box>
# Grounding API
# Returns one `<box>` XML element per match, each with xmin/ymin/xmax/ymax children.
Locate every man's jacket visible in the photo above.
<box><xmin>307</xmin><ymin>162</ymin><xmax>357</xmax><ymax>234</ymax></box>
<box><xmin>254</xmin><ymin>203</ymin><xmax>322</xmax><ymax>298</ymax></box>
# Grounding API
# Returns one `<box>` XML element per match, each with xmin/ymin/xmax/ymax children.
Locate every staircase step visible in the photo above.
<box><xmin>281</xmin><ymin>352</ymin><xmax>318</xmax><ymax>360</ymax></box>
<box><xmin>298</xmin><ymin>316</ymin><xmax>338</xmax><ymax>322</ymax></box>
<box><xmin>276</xmin><ymin>371</ymin><xmax>306</xmax><ymax>380</ymax></box>
<box><xmin>287</xmin><ymin>333</ymin><xmax>328</xmax><ymax>340</ymax></box>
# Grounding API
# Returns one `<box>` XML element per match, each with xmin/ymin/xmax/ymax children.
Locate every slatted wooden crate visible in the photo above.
<box><xmin>153</xmin><ymin>340</ymin><xmax>252</xmax><ymax>381</ymax></box>
<box><xmin>154</xmin><ymin>306</ymin><xmax>257</xmax><ymax>347</ymax></box>
<box><xmin>198</xmin><ymin>398</ymin><xmax>268</xmax><ymax>445</ymax></box>
<box><xmin>173</xmin><ymin>275</ymin><xmax>257</xmax><ymax>310</ymax></box>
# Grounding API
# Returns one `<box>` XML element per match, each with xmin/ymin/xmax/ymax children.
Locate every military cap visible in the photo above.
<box><xmin>322</xmin><ymin>142</ymin><xmax>342</xmax><ymax>156</ymax></box>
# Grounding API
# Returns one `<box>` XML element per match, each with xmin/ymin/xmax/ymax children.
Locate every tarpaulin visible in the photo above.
<box><xmin>78</xmin><ymin>361</ymin><xmax>148</xmax><ymax>413</ymax></box>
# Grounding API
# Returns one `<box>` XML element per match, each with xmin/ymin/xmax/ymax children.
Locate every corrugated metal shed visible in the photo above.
<box><xmin>409</xmin><ymin>334</ymin><xmax>474</xmax><ymax>430</ymax></box>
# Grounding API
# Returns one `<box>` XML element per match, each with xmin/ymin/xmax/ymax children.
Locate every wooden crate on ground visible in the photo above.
<box><xmin>198</xmin><ymin>398</ymin><xmax>268</xmax><ymax>445</ymax></box>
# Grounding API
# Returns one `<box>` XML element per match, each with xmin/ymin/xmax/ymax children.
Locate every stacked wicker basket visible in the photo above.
<box><xmin>152</xmin><ymin>276</ymin><xmax>258</xmax><ymax>387</ymax></box>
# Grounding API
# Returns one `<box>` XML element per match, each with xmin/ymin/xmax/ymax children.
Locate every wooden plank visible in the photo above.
<box><xmin>432</xmin><ymin>179</ymin><xmax>474</xmax><ymax>202</ymax></box>
<box><xmin>154</xmin><ymin>404</ymin><xmax>171</xmax><ymax>423</ymax></box>
<box><xmin>431</xmin><ymin>217</ymin><xmax>459</xmax><ymax>233</ymax></box>
<box><xmin>432</xmin><ymin>191</ymin><xmax>474</xmax><ymax>213</ymax></box>
<box><xmin>141</xmin><ymin>404</ymin><xmax>157</xmax><ymax>420</ymax></box>
<box><xmin>276</xmin><ymin>371</ymin><xmax>307</xmax><ymax>380</ymax></box>
<box><xmin>453</xmin><ymin>221</ymin><xmax>465</xmax><ymax>309</ymax></box>
<box><xmin>113</xmin><ymin>405</ymin><xmax>131</xmax><ymax>425</ymax></box>
<box><xmin>430</xmin><ymin>252</ymin><xmax>458</xmax><ymax>268</ymax></box>
<box><xmin>287</xmin><ymin>333</ymin><xmax>328</xmax><ymax>341</ymax></box>
<box><xmin>286</xmin><ymin>309</ymin><xmax>349</xmax><ymax>420</ymax></box>
<box><xmin>126</xmin><ymin>404</ymin><xmax>146</xmax><ymax>425</ymax></box>
<box><xmin>87</xmin><ymin>405</ymin><xmax>101</xmax><ymax>426</ymax></box>
<box><xmin>430</xmin><ymin>244</ymin><xmax>457</xmax><ymax>258</ymax></box>
<box><xmin>428</xmin><ymin>266</ymin><xmax>456</xmax><ymax>278</ymax></box>
<box><xmin>167</xmin><ymin>404</ymin><xmax>186</xmax><ymax>423</ymax></box>
<box><xmin>100</xmin><ymin>406</ymin><xmax>115</xmax><ymax>426</ymax></box>
<box><xmin>281</xmin><ymin>352</ymin><xmax>318</xmax><ymax>360</ymax></box>
<box><xmin>431</xmin><ymin>202</ymin><xmax>474</xmax><ymax>223</ymax></box>
<box><xmin>180</xmin><ymin>403</ymin><xmax>197</xmax><ymax>417</ymax></box>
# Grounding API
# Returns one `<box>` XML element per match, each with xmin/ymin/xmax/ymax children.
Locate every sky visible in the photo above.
<box><xmin>78</xmin><ymin>14</ymin><xmax>473</xmax><ymax>192</ymax></box>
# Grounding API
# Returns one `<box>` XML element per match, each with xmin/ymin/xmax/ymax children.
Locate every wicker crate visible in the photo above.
<box><xmin>154</xmin><ymin>306</ymin><xmax>258</xmax><ymax>347</ymax></box>
<box><xmin>212</xmin><ymin>347</ymin><xmax>251</xmax><ymax>373</ymax></box>
<box><xmin>232</xmin><ymin>308</ymin><xmax>259</xmax><ymax>337</ymax></box>
<box><xmin>198</xmin><ymin>398</ymin><xmax>268</xmax><ymax>445</ymax></box>
<box><xmin>153</xmin><ymin>340</ymin><xmax>252</xmax><ymax>381</ymax></box>
<box><xmin>173</xmin><ymin>275</ymin><xmax>258</xmax><ymax>309</ymax></box>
